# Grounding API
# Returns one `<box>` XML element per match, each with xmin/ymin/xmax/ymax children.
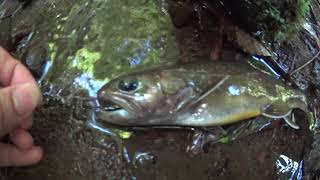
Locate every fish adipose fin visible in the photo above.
<box><xmin>261</xmin><ymin>102</ymin><xmax>300</xmax><ymax>129</ymax></box>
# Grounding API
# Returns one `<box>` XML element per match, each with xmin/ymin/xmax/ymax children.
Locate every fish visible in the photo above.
<box><xmin>96</xmin><ymin>59</ymin><xmax>309</xmax><ymax>129</ymax></box>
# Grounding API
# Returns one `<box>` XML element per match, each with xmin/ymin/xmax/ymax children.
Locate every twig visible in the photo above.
<box><xmin>192</xmin><ymin>75</ymin><xmax>230</xmax><ymax>104</ymax></box>
<box><xmin>290</xmin><ymin>51</ymin><xmax>320</xmax><ymax>75</ymax></box>
<box><xmin>200</xmin><ymin>75</ymin><xmax>230</xmax><ymax>101</ymax></box>
<box><xmin>0</xmin><ymin>14</ymin><xmax>11</xmax><ymax>20</ymax></box>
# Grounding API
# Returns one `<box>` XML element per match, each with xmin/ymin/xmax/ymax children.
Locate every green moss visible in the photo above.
<box><xmin>258</xmin><ymin>0</ymin><xmax>310</xmax><ymax>41</ymax></box>
<box><xmin>215</xmin><ymin>0</ymin><xmax>310</xmax><ymax>42</ymax></box>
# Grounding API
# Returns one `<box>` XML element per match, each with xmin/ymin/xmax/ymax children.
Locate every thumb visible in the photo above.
<box><xmin>0</xmin><ymin>83</ymin><xmax>41</xmax><ymax>136</ymax></box>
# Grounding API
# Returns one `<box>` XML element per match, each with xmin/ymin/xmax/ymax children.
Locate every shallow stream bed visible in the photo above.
<box><xmin>0</xmin><ymin>0</ymin><xmax>319</xmax><ymax>179</ymax></box>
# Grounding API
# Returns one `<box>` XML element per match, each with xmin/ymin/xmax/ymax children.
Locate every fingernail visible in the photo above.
<box><xmin>13</xmin><ymin>83</ymin><xmax>41</xmax><ymax>115</ymax></box>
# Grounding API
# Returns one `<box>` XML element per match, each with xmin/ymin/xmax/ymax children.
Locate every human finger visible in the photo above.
<box><xmin>0</xmin><ymin>47</ymin><xmax>36</xmax><ymax>86</ymax></box>
<box><xmin>0</xmin><ymin>83</ymin><xmax>41</xmax><ymax>136</ymax></box>
<box><xmin>9</xmin><ymin>128</ymin><xmax>34</xmax><ymax>149</ymax></box>
<box><xmin>20</xmin><ymin>115</ymin><xmax>33</xmax><ymax>130</ymax></box>
<box><xmin>0</xmin><ymin>143</ymin><xmax>43</xmax><ymax>167</ymax></box>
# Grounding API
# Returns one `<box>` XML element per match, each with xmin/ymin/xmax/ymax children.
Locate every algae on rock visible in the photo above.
<box><xmin>209</xmin><ymin>0</ymin><xmax>310</xmax><ymax>42</ymax></box>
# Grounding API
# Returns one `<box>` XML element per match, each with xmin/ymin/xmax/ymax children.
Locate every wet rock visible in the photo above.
<box><xmin>22</xmin><ymin>43</ymin><xmax>49</xmax><ymax>79</ymax></box>
<box><xmin>167</xmin><ymin>1</ymin><xmax>195</xmax><ymax>28</ymax></box>
<box><xmin>132</xmin><ymin>152</ymin><xmax>157</xmax><ymax>168</ymax></box>
<box><xmin>204</xmin><ymin>0</ymin><xmax>309</xmax><ymax>42</ymax></box>
<box><xmin>18</xmin><ymin>0</ymin><xmax>32</xmax><ymax>6</ymax></box>
<box><xmin>0</xmin><ymin>19</ymin><xmax>12</xmax><ymax>49</ymax></box>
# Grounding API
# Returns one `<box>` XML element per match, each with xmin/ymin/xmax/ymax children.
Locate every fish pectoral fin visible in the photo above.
<box><xmin>284</xmin><ymin>113</ymin><xmax>300</xmax><ymax>130</ymax></box>
<box><xmin>261</xmin><ymin>102</ymin><xmax>300</xmax><ymax>129</ymax></box>
<box><xmin>261</xmin><ymin>102</ymin><xmax>292</xmax><ymax>118</ymax></box>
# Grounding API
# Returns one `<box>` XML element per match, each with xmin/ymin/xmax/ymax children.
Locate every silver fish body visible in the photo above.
<box><xmin>97</xmin><ymin>59</ymin><xmax>308</xmax><ymax>129</ymax></box>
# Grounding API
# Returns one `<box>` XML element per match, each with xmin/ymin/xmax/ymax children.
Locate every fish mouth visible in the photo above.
<box><xmin>96</xmin><ymin>96</ymin><xmax>140</xmax><ymax>126</ymax></box>
<box><xmin>98</xmin><ymin>99</ymin><xmax>123</xmax><ymax>111</ymax></box>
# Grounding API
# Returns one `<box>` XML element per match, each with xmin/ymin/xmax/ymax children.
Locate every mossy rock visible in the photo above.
<box><xmin>208</xmin><ymin>0</ymin><xmax>310</xmax><ymax>42</ymax></box>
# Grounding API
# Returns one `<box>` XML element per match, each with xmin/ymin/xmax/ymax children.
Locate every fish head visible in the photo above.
<box><xmin>97</xmin><ymin>69</ymin><xmax>196</xmax><ymax>126</ymax></box>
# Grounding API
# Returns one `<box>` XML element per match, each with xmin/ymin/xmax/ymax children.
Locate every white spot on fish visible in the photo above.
<box><xmin>228</xmin><ymin>85</ymin><xmax>241</xmax><ymax>96</ymax></box>
<box><xmin>201</xmin><ymin>103</ymin><xmax>208</xmax><ymax>108</ymax></box>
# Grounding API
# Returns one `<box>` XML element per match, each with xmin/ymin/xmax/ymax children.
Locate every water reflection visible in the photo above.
<box><xmin>1</xmin><ymin>0</ymin><xmax>179</xmax><ymax>165</ymax></box>
<box><xmin>132</xmin><ymin>152</ymin><xmax>157</xmax><ymax>168</ymax></box>
<box><xmin>37</xmin><ymin>59</ymin><xmax>53</xmax><ymax>84</ymax></box>
<box><xmin>42</xmin><ymin>0</ymin><xmax>178</xmax><ymax>96</ymax></box>
<box><xmin>250</xmin><ymin>56</ymin><xmax>281</xmax><ymax>78</ymax></box>
<box><xmin>73</xmin><ymin>73</ymin><xmax>105</xmax><ymax>97</ymax></box>
<box><xmin>88</xmin><ymin>110</ymin><xmax>132</xmax><ymax>163</ymax></box>
<box><xmin>276</xmin><ymin>154</ymin><xmax>304</xmax><ymax>180</ymax></box>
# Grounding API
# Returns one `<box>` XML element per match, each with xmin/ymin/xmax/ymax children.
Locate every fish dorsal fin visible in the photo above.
<box><xmin>261</xmin><ymin>101</ymin><xmax>300</xmax><ymax>129</ymax></box>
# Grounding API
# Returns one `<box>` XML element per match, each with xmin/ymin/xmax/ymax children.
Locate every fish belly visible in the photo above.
<box><xmin>181</xmin><ymin>95</ymin><xmax>264</xmax><ymax>127</ymax></box>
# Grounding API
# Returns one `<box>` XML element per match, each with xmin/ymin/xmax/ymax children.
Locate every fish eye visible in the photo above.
<box><xmin>118</xmin><ymin>78</ymin><xmax>139</xmax><ymax>92</ymax></box>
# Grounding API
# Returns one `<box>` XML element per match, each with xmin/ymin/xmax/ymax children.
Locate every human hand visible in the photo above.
<box><xmin>0</xmin><ymin>47</ymin><xmax>43</xmax><ymax>166</ymax></box>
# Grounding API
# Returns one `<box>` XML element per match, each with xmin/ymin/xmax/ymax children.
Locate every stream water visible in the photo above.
<box><xmin>0</xmin><ymin>0</ymin><xmax>314</xmax><ymax>179</ymax></box>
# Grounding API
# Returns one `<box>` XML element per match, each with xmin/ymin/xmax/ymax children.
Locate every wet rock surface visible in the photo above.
<box><xmin>4</xmin><ymin>104</ymin><xmax>312</xmax><ymax>180</ymax></box>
